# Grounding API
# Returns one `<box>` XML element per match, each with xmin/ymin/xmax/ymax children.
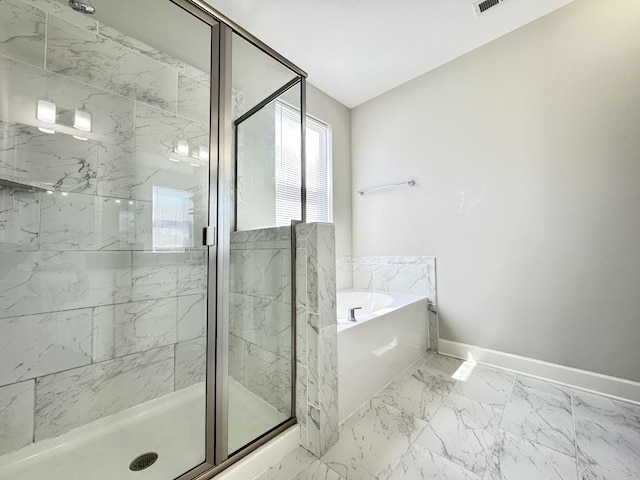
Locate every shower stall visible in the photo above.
<box><xmin>0</xmin><ymin>0</ymin><xmax>305</xmax><ymax>478</ymax></box>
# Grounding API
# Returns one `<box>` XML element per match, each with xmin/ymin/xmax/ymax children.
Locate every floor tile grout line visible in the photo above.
<box><xmin>482</xmin><ymin>372</ymin><xmax>517</xmax><ymax>477</ymax></box>
<box><xmin>571</xmin><ymin>388</ymin><xmax>580</xmax><ymax>480</ymax></box>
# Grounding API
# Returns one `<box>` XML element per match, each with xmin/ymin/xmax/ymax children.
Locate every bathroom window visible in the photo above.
<box><xmin>152</xmin><ymin>186</ymin><xmax>194</xmax><ymax>249</ymax></box>
<box><xmin>275</xmin><ymin>101</ymin><xmax>332</xmax><ymax>225</ymax></box>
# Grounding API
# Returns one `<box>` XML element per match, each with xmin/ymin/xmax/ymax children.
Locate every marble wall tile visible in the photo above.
<box><xmin>0</xmin><ymin>250</ymin><xmax>132</xmax><ymax>318</ymax></box>
<box><xmin>296</xmin><ymin>363</ymin><xmax>307</xmax><ymax>428</ymax></box>
<box><xmin>296</xmin><ymin>247</ymin><xmax>307</xmax><ymax>308</ymax></box>
<box><xmin>178</xmin><ymin>293</ymin><xmax>206</xmax><ymax>342</ymax></box>
<box><xmin>177</xmin><ymin>252</ymin><xmax>208</xmax><ymax>296</ymax></box>
<box><xmin>230</xmin><ymin>248</ymin><xmax>288</xmax><ymax>301</ymax></box>
<box><xmin>231</xmin><ymin>226</ymin><xmax>291</xmax><ymax>251</ymax></box>
<box><xmin>0</xmin><ymin>189</ymin><xmax>40</xmax><ymax>250</ymax></box>
<box><xmin>95</xmin><ymin>196</ymin><xmax>144</xmax><ymax>250</ymax></box>
<box><xmin>307</xmin><ymin>315</ymin><xmax>320</xmax><ymax>409</ymax></box>
<box><xmin>0</xmin><ymin>309</ymin><xmax>92</xmax><ymax>386</ymax></box>
<box><xmin>351</xmin><ymin>262</ymin><xmax>372</xmax><ymax>290</ymax></box>
<box><xmin>39</xmin><ymin>191</ymin><xmax>95</xmax><ymax>250</ymax></box>
<box><xmin>0</xmin><ymin>380</ymin><xmax>35</xmax><ymax>456</ymax></box>
<box><xmin>0</xmin><ymin>57</ymin><xmax>135</xmax><ymax>147</ymax></box>
<box><xmin>294</xmin><ymin>222</ymin><xmax>338</xmax><ymax>456</ymax></box>
<box><xmin>132</xmin><ymin>251</ymin><xmax>179</xmax><ymax>301</ymax></box>
<box><xmin>316</xmin><ymin>224</ymin><xmax>336</xmax><ymax>329</ymax></box>
<box><xmin>34</xmin><ymin>345</ymin><xmax>174</xmax><ymax>441</ymax></box>
<box><xmin>350</xmin><ymin>255</ymin><xmax>436</xmax><ymax>297</ymax></box>
<box><xmin>230</xmin><ymin>292</ymin><xmax>262</xmax><ymax>339</ymax></box>
<box><xmin>307</xmin><ymin>404</ymin><xmax>321</xmax><ymax>456</ymax></box>
<box><xmin>261</xmin><ymin>298</ymin><xmax>292</xmax><ymax>358</ymax></box>
<box><xmin>185</xmin><ymin>64</ymin><xmax>210</xmax><ymax>86</ymax></box>
<box><xmin>94</xmin><ymin>298</ymin><xmax>177</xmax><ymax>358</ymax></box>
<box><xmin>318</xmin><ymin>325</ymin><xmax>339</xmax><ymax>453</ymax></box>
<box><xmin>46</xmin><ymin>16</ymin><xmax>179</xmax><ymax>111</ymax></box>
<box><xmin>244</xmin><ymin>342</ymin><xmax>291</xmax><ymax>415</ymax></box>
<box><xmin>296</xmin><ymin>305</ymin><xmax>307</xmax><ymax>364</ymax></box>
<box><xmin>134</xmin><ymin>103</ymin><xmax>209</xmax><ymax>157</ymax></box>
<box><xmin>175</xmin><ymin>337</ymin><xmax>206</xmax><ymax>390</ymax></box>
<box><xmin>426</xmin><ymin>259</ymin><xmax>437</xmax><ymax>303</ymax></box>
<box><xmin>91</xmin><ymin>304</ymin><xmax>115</xmax><ymax>363</ymax></box>
<box><xmin>0</xmin><ymin>0</ymin><xmax>45</xmax><ymax>68</ymax></box>
<box><xmin>370</xmin><ymin>263</ymin><xmax>428</xmax><ymax>296</ymax></box>
<box><xmin>428</xmin><ymin>308</ymin><xmax>439</xmax><ymax>352</ymax></box>
<box><xmin>178</xmin><ymin>74</ymin><xmax>210</xmax><ymax>124</ymax></box>
<box><xmin>306</xmin><ymin>234</ymin><xmax>319</xmax><ymax>314</ymax></box>
<box><xmin>0</xmin><ymin>122</ymin><xmax>98</xmax><ymax>194</ymax></box>
<box><xmin>229</xmin><ymin>333</ymin><xmax>245</xmax><ymax>384</ymax></box>
<box><xmin>352</xmin><ymin>256</ymin><xmax>433</xmax><ymax>266</ymax></box>
<box><xmin>96</xmin><ymin>23</ymin><xmax>185</xmax><ymax>71</ymax></box>
<box><xmin>295</xmin><ymin>222</ymin><xmax>315</xmax><ymax>248</ymax></box>
<box><xmin>21</xmin><ymin>0</ymin><xmax>98</xmax><ymax>32</ymax></box>
<box><xmin>335</xmin><ymin>256</ymin><xmax>353</xmax><ymax>291</ymax></box>
<box><xmin>299</xmin><ymin>426</ymin><xmax>309</xmax><ymax>451</ymax></box>
<box><xmin>96</xmin><ymin>105</ymin><xmax>208</xmax><ymax>202</ymax></box>
<box><xmin>95</xmin><ymin>144</ymin><xmax>138</xmax><ymax>200</ymax></box>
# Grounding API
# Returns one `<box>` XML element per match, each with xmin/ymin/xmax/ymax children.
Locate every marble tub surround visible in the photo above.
<box><xmin>309</xmin><ymin>353</ymin><xmax>640</xmax><ymax>480</ymax></box>
<box><xmin>295</xmin><ymin>223</ymin><xmax>339</xmax><ymax>457</ymax></box>
<box><xmin>336</xmin><ymin>255</ymin><xmax>438</xmax><ymax>351</ymax></box>
<box><xmin>0</xmin><ymin>0</ymin><xmax>210</xmax><ymax>457</ymax></box>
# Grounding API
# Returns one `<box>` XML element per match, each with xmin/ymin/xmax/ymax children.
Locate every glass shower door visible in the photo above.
<box><xmin>0</xmin><ymin>0</ymin><xmax>214</xmax><ymax>478</ymax></box>
<box><xmin>222</xmin><ymin>32</ymin><xmax>303</xmax><ymax>455</ymax></box>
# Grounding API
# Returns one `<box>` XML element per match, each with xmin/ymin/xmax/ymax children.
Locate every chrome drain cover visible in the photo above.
<box><xmin>129</xmin><ymin>452</ymin><xmax>158</xmax><ymax>471</ymax></box>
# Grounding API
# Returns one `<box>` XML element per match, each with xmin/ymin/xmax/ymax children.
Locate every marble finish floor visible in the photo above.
<box><xmin>256</xmin><ymin>353</ymin><xmax>640</xmax><ymax>480</ymax></box>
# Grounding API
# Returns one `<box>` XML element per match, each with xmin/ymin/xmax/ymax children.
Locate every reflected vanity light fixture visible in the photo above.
<box><xmin>37</xmin><ymin>99</ymin><xmax>57</xmax><ymax>134</ymax></box>
<box><xmin>198</xmin><ymin>146</ymin><xmax>209</xmax><ymax>162</ymax></box>
<box><xmin>73</xmin><ymin>109</ymin><xmax>92</xmax><ymax>132</ymax></box>
<box><xmin>37</xmin><ymin>99</ymin><xmax>57</xmax><ymax>123</ymax></box>
<box><xmin>174</xmin><ymin>140</ymin><xmax>189</xmax><ymax>156</ymax></box>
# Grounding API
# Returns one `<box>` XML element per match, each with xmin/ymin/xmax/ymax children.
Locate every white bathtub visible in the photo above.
<box><xmin>337</xmin><ymin>289</ymin><xmax>429</xmax><ymax>422</ymax></box>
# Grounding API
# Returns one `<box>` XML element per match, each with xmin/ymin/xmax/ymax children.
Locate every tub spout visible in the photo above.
<box><xmin>348</xmin><ymin>307</ymin><xmax>362</xmax><ymax>322</ymax></box>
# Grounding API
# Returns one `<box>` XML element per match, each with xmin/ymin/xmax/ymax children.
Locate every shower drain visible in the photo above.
<box><xmin>129</xmin><ymin>452</ymin><xmax>159</xmax><ymax>471</ymax></box>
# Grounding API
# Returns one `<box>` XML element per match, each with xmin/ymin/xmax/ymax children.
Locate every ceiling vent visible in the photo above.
<box><xmin>473</xmin><ymin>0</ymin><xmax>508</xmax><ymax>16</ymax></box>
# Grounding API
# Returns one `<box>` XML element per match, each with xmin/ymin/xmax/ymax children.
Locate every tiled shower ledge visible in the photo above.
<box><xmin>253</xmin><ymin>353</ymin><xmax>640</xmax><ymax>480</ymax></box>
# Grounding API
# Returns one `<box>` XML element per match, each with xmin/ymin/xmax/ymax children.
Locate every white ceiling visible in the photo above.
<box><xmin>205</xmin><ymin>0</ymin><xmax>574</xmax><ymax>108</ymax></box>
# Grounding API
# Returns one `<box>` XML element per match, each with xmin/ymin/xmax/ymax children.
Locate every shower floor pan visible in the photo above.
<box><xmin>0</xmin><ymin>378</ymin><xmax>286</xmax><ymax>480</ymax></box>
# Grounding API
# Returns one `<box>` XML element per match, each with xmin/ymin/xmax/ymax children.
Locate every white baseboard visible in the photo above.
<box><xmin>439</xmin><ymin>339</ymin><xmax>640</xmax><ymax>404</ymax></box>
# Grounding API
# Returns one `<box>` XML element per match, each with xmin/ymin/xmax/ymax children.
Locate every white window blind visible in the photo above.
<box><xmin>275</xmin><ymin>101</ymin><xmax>332</xmax><ymax>225</ymax></box>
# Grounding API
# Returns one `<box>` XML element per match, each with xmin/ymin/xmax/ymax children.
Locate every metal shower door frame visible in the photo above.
<box><xmin>171</xmin><ymin>0</ymin><xmax>307</xmax><ymax>478</ymax></box>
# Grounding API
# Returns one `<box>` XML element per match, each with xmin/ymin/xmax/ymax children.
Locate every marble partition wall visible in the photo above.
<box><xmin>337</xmin><ymin>255</ymin><xmax>439</xmax><ymax>351</ymax></box>
<box><xmin>0</xmin><ymin>0</ymin><xmax>210</xmax><ymax>455</ymax></box>
<box><xmin>229</xmin><ymin>227</ymin><xmax>293</xmax><ymax>415</ymax></box>
<box><xmin>295</xmin><ymin>223</ymin><xmax>339</xmax><ymax>456</ymax></box>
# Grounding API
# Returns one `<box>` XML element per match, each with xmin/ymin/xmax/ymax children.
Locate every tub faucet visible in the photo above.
<box><xmin>348</xmin><ymin>307</ymin><xmax>362</xmax><ymax>322</ymax></box>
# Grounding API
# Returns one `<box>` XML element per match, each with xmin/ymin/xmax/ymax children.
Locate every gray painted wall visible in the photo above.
<box><xmin>307</xmin><ymin>83</ymin><xmax>352</xmax><ymax>258</ymax></box>
<box><xmin>350</xmin><ymin>0</ymin><xmax>640</xmax><ymax>382</ymax></box>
